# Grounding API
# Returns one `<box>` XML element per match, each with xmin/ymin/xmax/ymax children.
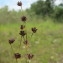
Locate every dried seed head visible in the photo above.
<box><xmin>23</xmin><ymin>40</ymin><xmax>28</xmax><ymax>45</ymax></box>
<box><xmin>9</xmin><ymin>39</ymin><xmax>15</xmax><ymax>44</ymax></box>
<box><xmin>21</xmin><ymin>16</ymin><xmax>27</xmax><ymax>22</ymax></box>
<box><xmin>17</xmin><ymin>1</ymin><xmax>22</xmax><ymax>6</ymax></box>
<box><xmin>27</xmin><ymin>54</ymin><xmax>34</xmax><ymax>60</ymax></box>
<box><xmin>19</xmin><ymin>31</ymin><xmax>26</xmax><ymax>36</ymax></box>
<box><xmin>31</xmin><ymin>27</ymin><xmax>37</xmax><ymax>33</ymax></box>
<box><xmin>20</xmin><ymin>25</ymin><xmax>25</xmax><ymax>29</ymax></box>
<box><xmin>14</xmin><ymin>53</ymin><xmax>21</xmax><ymax>59</ymax></box>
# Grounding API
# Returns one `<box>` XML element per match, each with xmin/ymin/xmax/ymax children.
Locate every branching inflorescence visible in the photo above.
<box><xmin>8</xmin><ymin>1</ymin><xmax>37</xmax><ymax>63</ymax></box>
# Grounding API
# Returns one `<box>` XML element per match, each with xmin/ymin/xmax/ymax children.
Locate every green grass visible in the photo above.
<box><xmin>0</xmin><ymin>20</ymin><xmax>63</xmax><ymax>63</ymax></box>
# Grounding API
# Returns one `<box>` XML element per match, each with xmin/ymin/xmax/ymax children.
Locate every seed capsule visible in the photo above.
<box><xmin>23</xmin><ymin>40</ymin><xmax>28</xmax><ymax>45</ymax></box>
<box><xmin>27</xmin><ymin>54</ymin><xmax>34</xmax><ymax>60</ymax></box>
<box><xmin>17</xmin><ymin>1</ymin><xmax>22</xmax><ymax>6</ymax></box>
<box><xmin>21</xmin><ymin>16</ymin><xmax>27</xmax><ymax>22</ymax></box>
<box><xmin>20</xmin><ymin>25</ymin><xmax>25</xmax><ymax>29</ymax></box>
<box><xmin>19</xmin><ymin>31</ymin><xmax>26</xmax><ymax>36</ymax></box>
<box><xmin>14</xmin><ymin>53</ymin><xmax>21</xmax><ymax>59</ymax></box>
<box><xmin>9</xmin><ymin>39</ymin><xmax>15</xmax><ymax>44</ymax></box>
<box><xmin>31</xmin><ymin>27</ymin><xmax>37</xmax><ymax>33</ymax></box>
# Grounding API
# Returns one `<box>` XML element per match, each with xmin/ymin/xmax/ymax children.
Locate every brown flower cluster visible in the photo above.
<box><xmin>21</xmin><ymin>16</ymin><xmax>27</xmax><ymax>22</ymax></box>
<box><xmin>23</xmin><ymin>40</ymin><xmax>28</xmax><ymax>45</ymax></box>
<box><xmin>20</xmin><ymin>25</ymin><xmax>25</xmax><ymax>29</ymax></box>
<box><xmin>17</xmin><ymin>1</ymin><xmax>22</xmax><ymax>6</ymax></box>
<box><xmin>9</xmin><ymin>38</ymin><xmax>15</xmax><ymax>44</ymax></box>
<box><xmin>14</xmin><ymin>53</ymin><xmax>21</xmax><ymax>59</ymax></box>
<box><xmin>27</xmin><ymin>54</ymin><xmax>34</xmax><ymax>60</ymax></box>
<box><xmin>19</xmin><ymin>31</ymin><xmax>26</xmax><ymax>36</ymax></box>
<box><xmin>32</xmin><ymin>27</ymin><xmax>37</xmax><ymax>33</ymax></box>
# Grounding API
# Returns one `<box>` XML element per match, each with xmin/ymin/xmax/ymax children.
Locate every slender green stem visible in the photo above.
<box><xmin>25</xmin><ymin>46</ymin><xmax>28</xmax><ymax>63</ymax></box>
<box><xmin>23</xmin><ymin>36</ymin><xmax>25</xmax><ymax>41</ymax></box>
<box><xmin>10</xmin><ymin>45</ymin><xmax>14</xmax><ymax>53</ymax></box>
<box><xmin>16</xmin><ymin>59</ymin><xmax>18</xmax><ymax>63</ymax></box>
<box><xmin>21</xmin><ymin>6</ymin><xmax>22</xmax><ymax>13</ymax></box>
<box><xmin>26</xmin><ymin>33</ymin><xmax>27</xmax><ymax>40</ymax></box>
<box><xmin>21</xmin><ymin>6</ymin><xmax>22</xmax><ymax>11</ymax></box>
<box><xmin>19</xmin><ymin>36</ymin><xmax>22</xmax><ymax>49</ymax></box>
<box><xmin>31</xmin><ymin>33</ymin><xmax>33</xmax><ymax>38</ymax></box>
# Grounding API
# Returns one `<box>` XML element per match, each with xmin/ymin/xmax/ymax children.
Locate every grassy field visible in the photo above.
<box><xmin>0</xmin><ymin>20</ymin><xmax>63</xmax><ymax>63</ymax></box>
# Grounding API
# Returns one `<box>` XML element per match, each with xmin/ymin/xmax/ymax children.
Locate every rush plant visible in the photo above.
<box><xmin>8</xmin><ymin>1</ymin><xmax>37</xmax><ymax>63</ymax></box>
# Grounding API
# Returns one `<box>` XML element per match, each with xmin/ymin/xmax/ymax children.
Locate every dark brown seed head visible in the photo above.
<box><xmin>9</xmin><ymin>39</ymin><xmax>15</xmax><ymax>44</ymax></box>
<box><xmin>20</xmin><ymin>25</ymin><xmax>25</xmax><ymax>29</ymax></box>
<box><xmin>19</xmin><ymin>31</ymin><xmax>26</xmax><ymax>36</ymax></box>
<box><xmin>17</xmin><ymin>1</ymin><xmax>22</xmax><ymax>6</ymax></box>
<box><xmin>14</xmin><ymin>53</ymin><xmax>21</xmax><ymax>59</ymax></box>
<box><xmin>23</xmin><ymin>40</ymin><xmax>28</xmax><ymax>45</ymax></box>
<box><xmin>31</xmin><ymin>27</ymin><xmax>37</xmax><ymax>33</ymax></box>
<box><xmin>27</xmin><ymin>54</ymin><xmax>34</xmax><ymax>60</ymax></box>
<box><xmin>21</xmin><ymin>16</ymin><xmax>27</xmax><ymax>22</ymax></box>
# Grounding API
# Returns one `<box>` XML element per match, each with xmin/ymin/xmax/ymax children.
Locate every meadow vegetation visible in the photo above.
<box><xmin>0</xmin><ymin>0</ymin><xmax>63</xmax><ymax>63</ymax></box>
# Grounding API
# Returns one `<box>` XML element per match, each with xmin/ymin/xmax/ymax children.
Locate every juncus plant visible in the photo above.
<box><xmin>8</xmin><ymin>1</ymin><xmax>37</xmax><ymax>63</ymax></box>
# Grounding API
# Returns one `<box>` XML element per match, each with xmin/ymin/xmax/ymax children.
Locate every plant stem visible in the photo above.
<box><xmin>10</xmin><ymin>45</ymin><xmax>14</xmax><ymax>53</ymax></box>
<box><xmin>25</xmin><ymin>45</ymin><xmax>28</xmax><ymax>63</ymax></box>
<box><xmin>19</xmin><ymin>36</ymin><xmax>22</xmax><ymax>49</ymax></box>
<box><xmin>31</xmin><ymin>33</ymin><xmax>33</xmax><ymax>38</ymax></box>
<box><xmin>21</xmin><ymin>6</ymin><xmax>22</xmax><ymax>12</ymax></box>
<box><xmin>26</xmin><ymin>33</ymin><xmax>27</xmax><ymax>40</ymax></box>
<box><xmin>16</xmin><ymin>59</ymin><xmax>18</xmax><ymax>63</ymax></box>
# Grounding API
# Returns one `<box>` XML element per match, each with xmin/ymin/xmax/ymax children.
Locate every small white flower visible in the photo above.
<box><xmin>50</xmin><ymin>56</ymin><xmax>54</xmax><ymax>59</ymax></box>
<box><xmin>35</xmin><ymin>41</ymin><xmax>40</xmax><ymax>44</ymax></box>
<box><xmin>22</xmin><ymin>46</ymin><xmax>25</xmax><ymax>49</ymax></box>
<box><xmin>28</xmin><ymin>60</ymin><xmax>31</xmax><ymax>63</ymax></box>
